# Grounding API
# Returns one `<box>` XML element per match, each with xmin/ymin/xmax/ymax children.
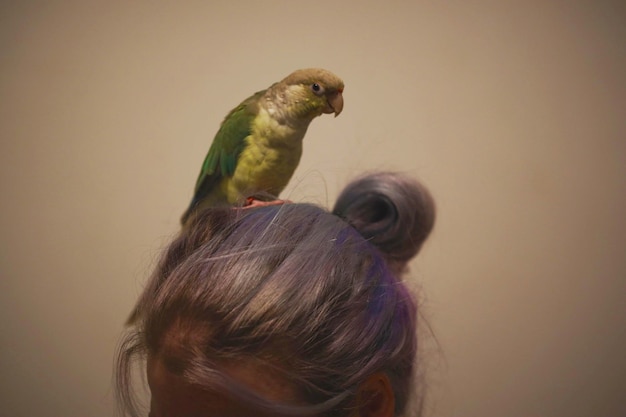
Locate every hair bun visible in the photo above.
<box><xmin>332</xmin><ymin>172</ymin><xmax>435</xmax><ymax>272</ymax></box>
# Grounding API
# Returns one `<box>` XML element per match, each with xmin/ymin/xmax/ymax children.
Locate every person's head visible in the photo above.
<box><xmin>116</xmin><ymin>171</ymin><xmax>436</xmax><ymax>417</ymax></box>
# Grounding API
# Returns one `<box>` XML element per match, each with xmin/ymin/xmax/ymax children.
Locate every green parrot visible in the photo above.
<box><xmin>180</xmin><ymin>68</ymin><xmax>344</xmax><ymax>225</ymax></box>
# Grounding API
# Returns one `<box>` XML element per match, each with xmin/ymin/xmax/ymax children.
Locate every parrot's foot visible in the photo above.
<box><xmin>243</xmin><ymin>197</ymin><xmax>291</xmax><ymax>209</ymax></box>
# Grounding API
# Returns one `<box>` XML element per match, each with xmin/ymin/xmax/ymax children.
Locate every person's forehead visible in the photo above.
<box><xmin>147</xmin><ymin>354</ymin><xmax>305</xmax><ymax>417</ymax></box>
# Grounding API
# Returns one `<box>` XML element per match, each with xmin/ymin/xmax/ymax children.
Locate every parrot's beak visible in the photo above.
<box><xmin>326</xmin><ymin>91</ymin><xmax>344</xmax><ymax>117</ymax></box>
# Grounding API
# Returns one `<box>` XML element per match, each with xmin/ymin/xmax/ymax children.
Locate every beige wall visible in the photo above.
<box><xmin>1</xmin><ymin>2</ymin><xmax>624</xmax><ymax>416</ymax></box>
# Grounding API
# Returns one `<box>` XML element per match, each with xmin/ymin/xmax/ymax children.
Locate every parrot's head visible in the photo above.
<box><xmin>280</xmin><ymin>68</ymin><xmax>344</xmax><ymax>120</ymax></box>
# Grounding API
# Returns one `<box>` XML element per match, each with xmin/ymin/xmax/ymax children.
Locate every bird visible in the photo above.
<box><xmin>180</xmin><ymin>68</ymin><xmax>344</xmax><ymax>225</ymax></box>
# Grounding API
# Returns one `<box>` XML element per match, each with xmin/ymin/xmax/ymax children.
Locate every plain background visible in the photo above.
<box><xmin>1</xmin><ymin>1</ymin><xmax>625</xmax><ymax>416</ymax></box>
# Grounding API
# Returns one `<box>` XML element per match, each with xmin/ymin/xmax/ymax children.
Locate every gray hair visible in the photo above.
<box><xmin>115</xmin><ymin>172</ymin><xmax>435</xmax><ymax>417</ymax></box>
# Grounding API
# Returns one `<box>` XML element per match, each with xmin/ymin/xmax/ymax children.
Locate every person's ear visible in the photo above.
<box><xmin>351</xmin><ymin>372</ymin><xmax>395</xmax><ymax>417</ymax></box>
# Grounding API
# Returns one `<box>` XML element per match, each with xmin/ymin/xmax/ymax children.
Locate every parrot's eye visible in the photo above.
<box><xmin>311</xmin><ymin>83</ymin><xmax>323</xmax><ymax>95</ymax></box>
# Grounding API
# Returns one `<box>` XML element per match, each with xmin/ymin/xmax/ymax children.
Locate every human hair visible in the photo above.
<box><xmin>115</xmin><ymin>171</ymin><xmax>436</xmax><ymax>417</ymax></box>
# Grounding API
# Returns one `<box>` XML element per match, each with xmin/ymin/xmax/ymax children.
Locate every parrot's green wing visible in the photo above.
<box><xmin>182</xmin><ymin>90</ymin><xmax>264</xmax><ymax>219</ymax></box>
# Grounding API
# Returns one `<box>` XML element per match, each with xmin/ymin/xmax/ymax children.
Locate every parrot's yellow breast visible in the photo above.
<box><xmin>223</xmin><ymin>108</ymin><xmax>305</xmax><ymax>203</ymax></box>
